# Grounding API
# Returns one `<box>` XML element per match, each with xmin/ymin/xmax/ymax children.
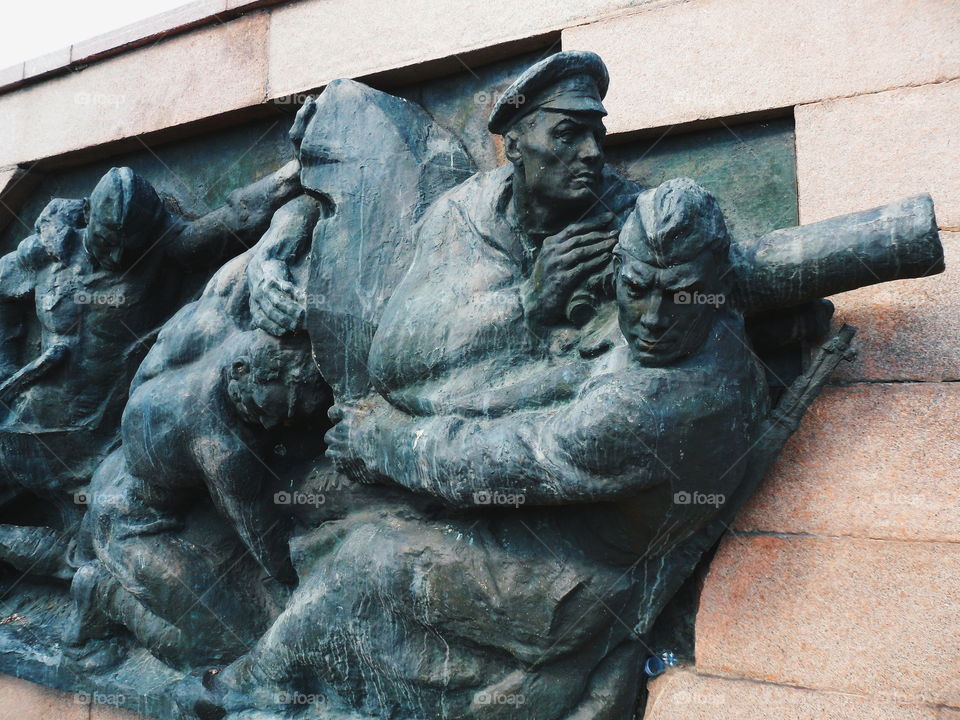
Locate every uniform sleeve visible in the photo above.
<box><xmin>351</xmin><ymin>379</ymin><xmax>661</xmax><ymax>506</ymax></box>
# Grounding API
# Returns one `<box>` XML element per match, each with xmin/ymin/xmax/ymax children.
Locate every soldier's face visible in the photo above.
<box><xmin>84</xmin><ymin>221</ymin><xmax>126</xmax><ymax>271</ymax></box>
<box><xmin>616</xmin><ymin>253</ymin><xmax>724</xmax><ymax>366</ymax></box>
<box><xmin>237</xmin><ymin>352</ymin><xmax>326</xmax><ymax>429</ymax></box>
<box><xmin>513</xmin><ymin>110</ymin><xmax>605</xmax><ymax>208</ymax></box>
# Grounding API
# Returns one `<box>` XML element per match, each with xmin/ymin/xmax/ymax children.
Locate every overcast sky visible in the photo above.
<box><xmin>1</xmin><ymin>0</ymin><xmax>192</xmax><ymax>69</ymax></box>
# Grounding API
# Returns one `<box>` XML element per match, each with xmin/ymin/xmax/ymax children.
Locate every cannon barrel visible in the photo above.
<box><xmin>731</xmin><ymin>194</ymin><xmax>944</xmax><ymax>314</ymax></box>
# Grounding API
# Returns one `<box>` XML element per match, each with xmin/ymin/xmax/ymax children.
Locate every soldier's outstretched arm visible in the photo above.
<box><xmin>164</xmin><ymin>159</ymin><xmax>303</xmax><ymax>268</ymax></box>
<box><xmin>0</xmin><ymin>236</ymin><xmax>42</xmax><ymax>379</ymax></box>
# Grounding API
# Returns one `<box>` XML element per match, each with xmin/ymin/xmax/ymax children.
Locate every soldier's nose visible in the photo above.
<box><xmin>578</xmin><ymin>135</ymin><xmax>602</xmax><ymax>164</ymax></box>
<box><xmin>641</xmin><ymin>314</ymin><xmax>667</xmax><ymax>332</ymax></box>
<box><xmin>287</xmin><ymin>391</ymin><xmax>298</xmax><ymax>418</ymax></box>
<box><xmin>640</xmin><ymin>296</ymin><xmax>666</xmax><ymax>330</ymax></box>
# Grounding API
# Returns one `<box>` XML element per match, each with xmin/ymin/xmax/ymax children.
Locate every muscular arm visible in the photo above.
<box><xmin>332</xmin><ymin>380</ymin><xmax>661</xmax><ymax>506</ymax></box>
<box><xmin>163</xmin><ymin>159</ymin><xmax>303</xmax><ymax>268</ymax></box>
<box><xmin>246</xmin><ymin>194</ymin><xmax>322</xmax><ymax>335</ymax></box>
<box><xmin>0</xmin><ymin>237</ymin><xmax>41</xmax><ymax>378</ymax></box>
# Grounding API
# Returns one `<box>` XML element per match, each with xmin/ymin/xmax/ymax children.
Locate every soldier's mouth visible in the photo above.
<box><xmin>633</xmin><ymin>335</ymin><xmax>672</xmax><ymax>352</ymax></box>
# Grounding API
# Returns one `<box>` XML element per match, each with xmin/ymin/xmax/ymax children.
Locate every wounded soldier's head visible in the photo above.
<box><xmin>226</xmin><ymin>331</ymin><xmax>327</xmax><ymax>430</ymax></box>
<box><xmin>613</xmin><ymin>178</ymin><xmax>732</xmax><ymax>366</ymax></box>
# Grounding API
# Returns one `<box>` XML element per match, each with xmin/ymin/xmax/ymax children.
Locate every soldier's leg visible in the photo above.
<box><xmin>66</xmin><ymin>559</ymin><xmax>238</xmax><ymax>670</ymax></box>
<box><xmin>0</xmin><ymin>524</ymin><xmax>73</xmax><ymax>580</ymax></box>
<box><xmin>89</xmin><ymin>450</ymin><xmax>277</xmax><ymax>662</ymax></box>
<box><xmin>195</xmin><ymin>511</ymin><xmax>630</xmax><ymax>719</ymax></box>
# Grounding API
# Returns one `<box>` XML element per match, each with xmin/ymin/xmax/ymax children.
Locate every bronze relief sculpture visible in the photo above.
<box><xmin>0</xmin><ymin>52</ymin><xmax>945</xmax><ymax>720</ymax></box>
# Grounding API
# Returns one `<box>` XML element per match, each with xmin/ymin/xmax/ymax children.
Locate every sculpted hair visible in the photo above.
<box><xmin>617</xmin><ymin>178</ymin><xmax>731</xmax><ymax>268</ymax></box>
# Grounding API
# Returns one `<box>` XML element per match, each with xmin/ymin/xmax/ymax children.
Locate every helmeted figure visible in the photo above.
<box><xmin>185</xmin><ymin>53</ymin><xmax>941</xmax><ymax>720</ymax></box>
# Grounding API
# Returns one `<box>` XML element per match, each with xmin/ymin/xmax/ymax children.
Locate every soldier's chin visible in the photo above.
<box><xmin>566</xmin><ymin>182</ymin><xmax>597</xmax><ymax>202</ymax></box>
<box><xmin>631</xmin><ymin>342</ymin><xmax>688</xmax><ymax>367</ymax></box>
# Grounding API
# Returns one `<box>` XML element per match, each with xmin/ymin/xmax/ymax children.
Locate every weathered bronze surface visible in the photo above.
<box><xmin>0</xmin><ymin>51</ymin><xmax>944</xmax><ymax>720</ymax></box>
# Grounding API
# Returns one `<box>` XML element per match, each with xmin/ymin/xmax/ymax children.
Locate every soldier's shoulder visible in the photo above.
<box><xmin>417</xmin><ymin>165</ymin><xmax>510</xmax><ymax>228</ymax></box>
<box><xmin>15</xmin><ymin>234</ymin><xmax>51</xmax><ymax>271</ymax></box>
<box><xmin>432</xmin><ymin>165</ymin><xmax>509</xmax><ymax>207</ymax></box>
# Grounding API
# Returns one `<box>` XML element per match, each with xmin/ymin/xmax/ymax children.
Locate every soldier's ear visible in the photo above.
<box><xmin>230</xmin><ymin>359</ymin><xmax>248</xmax><ymax>381</ymax></box>
<box><xmin>503</xmin><ymin>130</ymin><xmax>523</xmax><ymax>166</ymax></box>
